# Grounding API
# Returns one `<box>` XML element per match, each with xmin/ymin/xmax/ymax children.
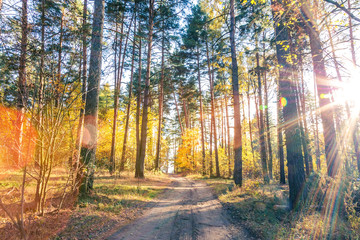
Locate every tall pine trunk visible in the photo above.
<box><xmin>109</xmin><ymin>16</ymin><xmax>124</xmax><ymax>175</ymax></box>
<box><xmin>246</xmin><ymin>85</ymin><xmax>256</xmax><ymax>167</ymax></box>
<box><xmin>173</xmin><ymin>92</ymin><xmax>184</xmax><ymax>135</ymax></box>
<box><xmin>230</xmin><ymin>0</ymin><xmax>242</xmax><ymax>186</ymax></box>
<box><xmin>197</xmin><ymin>47</ymin><xmax>206</xmax><ymax>175</ymax></box>
<box><xmin>301</xmin><ymin>4</ymin><xmax>340</xmax><ymax>176</ymax></box>
<box><xmin>136</xmin><ymin>0</ymin><xmax>155</xmax><ymax>178</ymax></box>
<box><xmin>347</xmin><ymin>0</ymin><xmax>360</xmax><ymax>173</ymax></box>
<box><xmin>225</xmin><ymin>94</ymin><xmax>232</xmax><ymax>176</ymax></box>
<box><xmin>273</xmin><ymin>0</ymin><xmax>305</xmax><ymax>208</ymax></box>
<box><xmin>74</xmin><ymin>0</ymin><xmax>88</xmax><ymax>187</ymax></box>
<box><xmin>256</xmin><ymin>52</ymin><xmax>269</xmax><ymax>183</ymax></box>
<box><xmin>120</xmin><ymin>14</ymin><xmax>137</xmax><ymax>172</ymax></box>
<box><xmin>277</xmin><ymin>83</ymin><xmax>285</xmax><ymax>184</ymax></box>
<box><xmin>155</xmin><ymin>26</ymin><xmax>165</xmax><ymax>171</ymax></box>
<box><xmin>263</xmin><ymin>49</ymin><xmax>273</xmax><ymax>180</ymax></box>
<box><xmin>209</xmin><ymin>112</ymin><xmax>213</xmax><ymax>176</ymax></box>
<box><xmin>79</xmin><ymin>0</ymin><xmax>105</xmax><ymax>194</ymax></box>
<box><xmin>136</xmin><ymin>24</ymin><xmax>142</xmax><ymax>166</ymax></box>
<box><xmin>55</xmin><ymin>10</ymin><xmax>64</xmax><ymax>106</ymax></box>
<box><xmin>295</xmin><ymin>55</ymin><xmax>312</xmax><ymax>174</ymax></box>
<box><xmin>206</xmin><ymin>37</ymin><xmax>220</xmax><ymax>177</ymax></box>
<box><xmin>110</xmin><ymin>13</ymin><xmax>134</xmax><ymax>174</ymax></box>
<box><xmin>313</xmin><ymin>76</ymin><xmax>321</xmax><ymax>170</ymax></box>
<box><xmin>34</xmin><ymin>0</ymin><xmax>46</xmax><ymax>207</ymax></box>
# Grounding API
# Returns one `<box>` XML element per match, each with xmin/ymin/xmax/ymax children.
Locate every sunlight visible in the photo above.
<box><xmin>339</xmin><ymin>67</ymin><xmax>360</xmax><ymax>114</ymax></box>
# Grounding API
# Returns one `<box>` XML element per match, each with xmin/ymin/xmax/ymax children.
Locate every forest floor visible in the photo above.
<box><xmin>107</xmin><ymin>175</ymin><xmax>254</xmax><ymax>240</ymax></box>
<box><xmin>1</xmin><ymin>170</ymin><xmax>355</xmax><ymax>239</ymax></box>
<box><xmin>0</xmin><ymin>172</ymin><xmax>254</xmax><ymax>240</ymax></box>
<box><xmin>0</xmin><ymin>170</ymin><xmax>171</xmax><ymax>240</ymax></box>
<box><xmin>189</xmin><ymin>174</ymin><xmax>355</xmax><ymax>239</ymax></box>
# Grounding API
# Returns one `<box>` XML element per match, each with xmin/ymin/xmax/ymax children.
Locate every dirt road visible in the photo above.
<box><xmin>107</xmin><ymin>176</ymin><xmax>253</xmax><ymax>240</ymax></box>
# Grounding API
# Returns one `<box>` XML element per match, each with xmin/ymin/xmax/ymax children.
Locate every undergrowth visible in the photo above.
<box><xmin>77</xmin><ymin>184</ymin><xmax>163</xmax><ymax>214</ymax></box>
<box><xmin>191</xmin><ymin>173</ymin><xmax>360</xmax><ymax>240</ymax></box>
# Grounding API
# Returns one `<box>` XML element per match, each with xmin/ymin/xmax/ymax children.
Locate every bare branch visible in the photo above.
<box><xmin>324</xmin><ymin>0</ymin><xmax>360</xmax><ymax>23</ymax></box>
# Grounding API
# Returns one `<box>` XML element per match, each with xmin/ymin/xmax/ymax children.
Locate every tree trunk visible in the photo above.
<box><xmin>301</xmin><ymin>4</ymin><xmax>340</xmax><ymax>176</ymax></box>
<box><xmin>197</xmin><ymin>47</ymin><xmax>206</xmax><ymax>175</ymax></box>
<box><xmin>136</xmin><ymin>24</ymin><xmax>142</xmax><ymax>167</ymax></box>
<box><xmin>256</xmin><ymin>52</ymin><xmax>269</xmax><ymax>184</ymax></box>
<box><xmin>254</xmin><ymin>84</ymin><xmax>260</xmax><ymax>129</ymax></box>
<box><xmin>209</xmin><ymin>112</ymin><xmax>213</xmax><ymax>176</ymax></box>
<box><xmin>313</xmin><ymin>77</ymin><xmax>321</xmax><ymax>171</ymax></box>
<box><xmin>295</xmin><ymin>79</ymin><xmax>310</xmax><ymax>175</ymax></box>
<box><xmin>223</xmin><ymin>98</ymin><xmax>228</xmax><ymax>157</ymax></box>
<box><xmin>246</xmin><ymin>85</ymin><xmax>256</xmax><ymax>168</ymax></box>
<box><xmin>15</xmin><ymin>0</ymin><xmax>28</xmax><ymax>169</ymax></box>
<box><xmin>263</xmin><ymin>49</ymin><xmax>273</xmax><ymax>180</ymax></box>
<box><xmin>120</xmin><ymin>14</ymin><xmax>137</xmax><ymax>172</ymax></box>
<box><xmin>34</xmin><ymin>0</ymin><xmax>46</xmax><ymax>207</ymax></box>
<box><xmin>55</xmin><ymin>10</ymin><xmax>64</xmax><ymax>107</ymax></box>
<box><xmin>74</xmin><ymin>0</ymin><xmax>88</xmax><ymax>188</ymax></box>
<box><xmin>181</xmin><ymin>88</ymin><xmax>189</xmax><ymax>129</ymax></box>
<box><xmin>110</xmin><ymin>13</ymin><xmax>134</xmax><ymax>174</ymax></box>
<box><xmin>136</xmin><ymin>0</ymin><xmax>155</xmax><ymax>178</ymax></box>
<box><xmin>348</xmin><ymin>0</ymin><xmax>356</xmax><ymax>66</ymax></box>
<box><xmin>277</xmin><ymin>83</ymin><xmax>285</xmax><ymax>184</ymax></box>
<box><xmin>273</xmin><ymin>0</ymin><xmax>305</xmax><ymax>208</ymax></box>
<box><xmin>173</xmin><ymin>92</ymin><xmax>184</xmax><ymax>135</ymax></box>
<box><xmin>79</xmin><ymin>0</ymin><xmax>105</xmax><ymax>194</ymax></box>
<box><xmin>155</xmin><ymin>26</ymin><xmax>165</xmax><ymax>171</ymax></box>
<box><xmin>206</xmin><ymin>37</ymin><xmax>220</xmax><ymax>177</ymax></box>
<box><xmin>297</xmin><ymin>54</ymin><xmax>313</xmax><ymax>174</ymax></box>
<box><xmin>225</xmin><ymin>94</ymin><xmax>232</xmax><ymax>176</ymax></box>
<box><xmin>109</xmin><ymin>16</ymin><xmax>124</xmax><ymax>175</ymax></box>
<box><xmin>220</xmin><ymin>99</ymin><xmax>225</xmax><ymax>148</ymax></box>
<box><xmin>230</xmin><ymin>0</ymin><xmax>242</xmax><ymax>186</ymax></box>
<box><xmin>347</xmin><ymin>0</ymin><xmax>360</xmax><ymax>173</ymax></box>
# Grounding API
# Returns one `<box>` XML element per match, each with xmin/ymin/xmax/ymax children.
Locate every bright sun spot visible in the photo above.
<box><xmin>339</xmin><ymin>67</ymin><xmax>360</xmax><ymax>113</ymax></box>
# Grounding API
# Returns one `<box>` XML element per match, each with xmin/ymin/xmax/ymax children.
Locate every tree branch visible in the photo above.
<box><xmin>324</xmin><ymin>0</ymin><xmax>360</xmax><ymax>23</ymax></box>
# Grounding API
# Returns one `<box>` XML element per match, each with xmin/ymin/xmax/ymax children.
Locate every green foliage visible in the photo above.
<box><xmin>345</xmin><ymin>180</ymin><xmax>360</xmax><ymax>238</ymax></box>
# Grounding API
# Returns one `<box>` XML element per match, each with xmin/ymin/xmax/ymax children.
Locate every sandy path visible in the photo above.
<box><xmin>107</xmin><ymin>177</ymin><xmax>253</xmax><ymax>240</ymax></box>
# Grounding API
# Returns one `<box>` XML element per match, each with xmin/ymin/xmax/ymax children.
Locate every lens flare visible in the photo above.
<box><xmin>0</xmin><ymin>106</ymin><xmax>37</xmax><ymax>170</ymax></box>
<box><xmin>320</xmin><ymin>93</ymin><xmax>331</xmax><ymax>99</ymax></box>
<box><xmin>260</xmin><ymin>105</ymin><xmax>268</xmax><ymax>110</ymax></box>
<box><xmin>280</xmin><ymin>97</ymin><xmax>287</xmax><ymax>107</ymax></box>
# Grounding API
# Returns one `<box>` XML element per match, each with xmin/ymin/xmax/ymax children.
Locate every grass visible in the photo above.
<box><xmin>54</xmin><ymin>171</ymin><xmax>170</xmax><ymax>239</ymax></box>
<box><xmin>189</xmin><ymin>174</ymin><xmax>355</xmax><ymax>240</ymax></box>
<box><xmin>0</xmin><ymin>169</ymin><xmax>171</xmax><ymax>240</ymax></box>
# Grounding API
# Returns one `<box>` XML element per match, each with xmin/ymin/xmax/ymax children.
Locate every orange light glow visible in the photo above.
<box><xmin>0</xmin><ymin>105</ymin><xmax>37</xmax><ymax>171</ymax></box>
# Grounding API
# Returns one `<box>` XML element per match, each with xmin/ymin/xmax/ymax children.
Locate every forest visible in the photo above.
<box><xmin>1</xmin><ymin>0</ymin><xmax>360</xmax><ymax>239</ymax></box>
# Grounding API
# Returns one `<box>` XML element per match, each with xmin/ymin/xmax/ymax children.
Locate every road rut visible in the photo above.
<box><xmin>107</xmin><ymin>177</ymin><xmax>252</xmax><ymax>240</ymax></box>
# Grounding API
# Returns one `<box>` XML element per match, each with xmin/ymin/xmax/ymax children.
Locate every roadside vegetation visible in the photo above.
<box><xmin>188</xmin><ymin>174</ymin><xmax>360</xmax><ymax>239</ymax></box>
<box><xmin>0</xmin><ymin>170</ymin><xmax>170</xmax><ymax>240</ymax></box>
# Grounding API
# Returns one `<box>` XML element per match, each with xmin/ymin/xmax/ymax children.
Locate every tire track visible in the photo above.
<box><xmin>107</xmin><ymin>176</ymin><xmax>252</xmax><ymax>240</ymax></box>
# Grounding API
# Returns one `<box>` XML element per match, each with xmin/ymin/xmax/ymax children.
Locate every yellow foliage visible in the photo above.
<box><xmin>175</xmin><ymin>128</ymin><xmax>201</xmax><ymax>172</ymax></box>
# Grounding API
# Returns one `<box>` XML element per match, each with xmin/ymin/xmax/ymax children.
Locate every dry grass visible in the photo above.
<box><xmin>0</xmin><ymin>169</ymin><xmax>171</xmax><ymax>240</ymax></box>
<box><xmin>190</xmin><ymin>174</ymin><xmax>354</xmax><ymax>240</ymax></box>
